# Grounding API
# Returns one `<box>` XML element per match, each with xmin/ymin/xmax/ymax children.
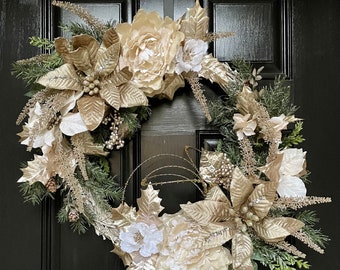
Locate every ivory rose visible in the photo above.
<box><xmin>116</xmin><ymin>10</ymin><xmax>185</xmax><ymax>96</ymax></box>
<box><xmin>119</xmin><ymin>222</ymin><xmax>163</xmax><ymax>258</ymax></box>
<box><xmin>277</xmin><ymin>148</ymin><xmax>307</xmax><ymax>197</ymax></box>
<box><xmin>175</xmin><ymin>39</ymin><xmax>208</xmax><ymax>74</ymax></box>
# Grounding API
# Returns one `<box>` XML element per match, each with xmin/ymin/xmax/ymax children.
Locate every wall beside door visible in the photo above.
<box><xmin>1</xmin><ymin>0</ymin><xmax>339</xmax><ymax>269</ymax></box>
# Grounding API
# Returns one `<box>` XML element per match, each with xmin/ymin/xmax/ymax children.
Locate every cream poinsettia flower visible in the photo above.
<box><xmin>116</xmin><ymin>10</ymin><xmax>185</xmax><ymax>97</ymax></box>
<box><xmin>268</xmin><ymin>114</ymin><xmax>289</xmax><ymax>133</ymax></box>
<box><xmin>233</xmin><ymin>113</ymin><xmax>257</xmax><ymax>140</ymax></box>
<box><xmin>119</xmin><ymin>222</ymin><xmax>163</xmax><ymax>258</ymax></box>
<box><xmin>38</xmin><ymin>28</ymin><xmax>148</xmax><ymax>131</ymax></box>
<box><xmin>175</xmin><ymin>39</ymin><xmax>208</xmax><ymax>74</ymax></box>
<box><xmin>19</xmin><ymin>91</ymin><xmax>87</xmax><ymax>153</ymax></box>
<box><xmin>277</xmin><ymin>148</ymin><xmax>307</xmax><ymax>197</ymax></box>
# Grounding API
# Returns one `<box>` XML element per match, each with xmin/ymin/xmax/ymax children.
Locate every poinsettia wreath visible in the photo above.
<box><xmin>13</xmin><ymin>1</ymin><xmax>331</xmax><ymax>269</ymax></box>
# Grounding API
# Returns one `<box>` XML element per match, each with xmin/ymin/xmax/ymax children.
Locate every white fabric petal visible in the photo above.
<box><xmin>59</xmin><ymin>113</ymin><xmax>88</xmax><ymax>136</ymax></box>
<box><xmin>277</xmin><ymin>175</ymin><xmax>307</xmax><ymax>197</ymax></box>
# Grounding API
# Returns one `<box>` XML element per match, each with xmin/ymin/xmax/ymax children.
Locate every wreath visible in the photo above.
<box><xmin>13</xmin><ymin>1</ymin><xmax>331</xmax><ymax>269</ymax></box>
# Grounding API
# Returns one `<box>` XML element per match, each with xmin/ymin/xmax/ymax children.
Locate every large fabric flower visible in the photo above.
<box><xmin>116</xmin><ymin>10</ymin><xmax>185</xmax><ymax>96</ymax></box>
<box><xmin>156</xmin><ymin>213</ymin><xmax>231</xmax><ymax>270</ymax></box>
<box><xmin>175</xmin><ymin>39</ymin><xmax>208</xmax><ymax>74</ymax></box>
<box><xmin>119</xmin><ymin>222</ymin><xmax>163</xmax><ymax>258</ymax></box>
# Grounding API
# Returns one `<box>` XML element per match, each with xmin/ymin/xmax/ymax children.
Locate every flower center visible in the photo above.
<box><xmin>134</xmin><ymin>231</ymin><xmax>144</xmax><ymax>245</ymax></box>
<box><xmin>82</xmin><ymin>73</ymin><xmax>101</xmax><ymax>96</ymax></box>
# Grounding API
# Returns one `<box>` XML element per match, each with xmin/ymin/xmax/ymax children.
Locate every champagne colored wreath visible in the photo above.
<box><xmin>13</xmin><ymin>1</ymin><xmax>331</xmax><ymax>269</ymax></box>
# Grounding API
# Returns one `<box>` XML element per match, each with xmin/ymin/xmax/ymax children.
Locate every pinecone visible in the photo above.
<box><xmin>68</xmin><ymin>210</ymin><xmax>80</xmax><ymax>222</ymax></box>
<box><xmin>45</xmin><ymin>178</ymin><xmax>57</xmax><ymax>193</ymax></box>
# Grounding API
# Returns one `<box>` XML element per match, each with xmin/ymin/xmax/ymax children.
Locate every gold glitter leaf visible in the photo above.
<box><xmin>205</xmin><ymin>185</ymin><xmax>230</xmax><ymax>204</ymax></box>
<box><xmin>72</xmin><ymin>34</ymin><xmax>99</xmax><ymax>66</ymax></box>
<box><xmin>95</xmin><ymin>42</ymin><xmax>120</xmax><ymax>77</ymax></box>
<box><xmin>249</xmin><ymin>181</ymin><xmax>278</xmax><ymax>219</ymax></box>
<box><xmin>181</xmin><ymin>200</ymin><xmax>228</xmax><ymax>226</ymax></box>
<box><xmin>77</xmin><ymin>95</ymin><xmax>105</xmax><ymax>131</ymax></box>
<box><xmin>69</xmin><ymin>47</ymin><xmax>92</xmax><ymax>75</ymax></box>
<box><xmin>102</xmin><ymin>28</ymin><xmax>120</xmax><ymax>48</ymax></box>
<box><xmin>253</xmin><ymin>217</ymin><xmax>304</xmax><ymax>243</ymax></box>
<box><xmin>18</xmin><ymin>154</ymin><xmax>50</xmax><ymax>185</ymax></box>
<box><xmin>73</xmin><ymin>131</ymin><xmax>108</xmax><ymax>156</ymax></box>
<box><xmin>100</xmin><ymin>83</ymin><xmax>120</xmax><ymax>110</ymax></box>
<box><xmin>205</xmin><ymin>221</ymin><xmax>236</xmax><ymax>248</ymax></box>
<box><xmin>179</xmin><ymin>0</ymin><xmax>209</xmax><ymax>40</ymax></box>
<box><xmin>258</xmin><ymin>153</ymin><xmax>283</xmax><ymax>182</ymax></box>
<box><xmin>230</xmin><ymin>167</ymin><xmax>253</xmax><ymax>211</ymax></box>
<box><xmin>198</xmin><ymin>54</ymin><xmax>233</xmax><ymax>90</ymax></box>
<box><xmin>137</xmin><ymin>185</ymin><xmax>164</xmax><ymax>218</ymax></box>
<box><xmin>112</xmin><ymin>202</ymin><xmax>137</xmax><ymax>228</ymax></box>
<box><xmin>110</xmin><ymin>67</ymin><xmax>132</xmax><ymax>86</ymax></box>
<box><xmin>232</xmin><ymin>232</ymin><xmax>253</xmax><ymax>269</ymax></box>
<box><xmin>54</xmin><ymin>37</ymin><xmax>72</xmax><ymax>64</ymax></box>
<box><xmin>37</xmin><ymin>63</ymin><xmax>82</xmax><ymax>91</ymax></box>
<box><xmin>161</xmin><ymin>74</ymin><xmax>185</xmax><ymax>100</ymax></box>
<box><xmin>119</xmin><ymin>82</ymin><xmax>148</xmax><ymax>108</ymax></box>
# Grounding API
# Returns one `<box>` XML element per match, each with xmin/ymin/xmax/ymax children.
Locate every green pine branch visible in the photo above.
<box><xmin>252</xmin><ymin>239</ymin><xmax>310</xmax><ymax>270</ymax></box>
<box><xmin>19</xmin><ymin>181</ymin><xmax>54</xmax><ymax>205</ymax></box>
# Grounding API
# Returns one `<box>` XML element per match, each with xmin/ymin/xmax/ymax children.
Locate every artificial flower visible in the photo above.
<box><xmin>175</xmin><ymin>39</ymin><xmax>208</xmax><ymax>74</ymax></box>
<box><xmin>156</xmin><ymin>213</ymin><xmax>232</xmax><ymax>270</ymax></box>
<box><xmin>277</xmin><ymin>175</ymin><xmax>307</xmax><ymax>197</ymax></box>
<box><xmin>119</xmin><ymin>222</ymin><xmax>163</xmax><ymax>258</ymax></box>
<box><xmin>277</xmin><ymin>148</ymin><xmax>307</xmax><ymax>197</ymax></box>
<box><xmin>38</xmin><ymin>28</ymin><xmax>148</xmax><ymax>131</ymax></box>
<box><xmin>268</xmin><ymin>114</ymin><xmax>289</xmax><ymax>133</ymax></box>
<box><xmin>19</xmin><ymin>91</ymin><xmax>87</xmax><ymax>152</ymax></box>
<box><xmin>116</xmin><ymin>9</ymin><xmax>185</xmax><ymax>96</ymax></box>
<box><xmin>279</xmin><ymin>148</ymin><xmax>306</xmax><ymax>176</ymax></box>
<box><xmin>233</xmin><ymin>113</ymin><xmax>257</xmax><ymax>140</ymax></box>
<box><xmin>18</xmin><ymin>154</ymin><xmax>52</xmax><ymax>185</ymax></box>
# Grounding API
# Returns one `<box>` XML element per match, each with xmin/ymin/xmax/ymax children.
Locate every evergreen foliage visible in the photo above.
<box><xmin>252</xmin><ymin>239</ymin><xmax>310</xmax><ymax>270</ymax></box>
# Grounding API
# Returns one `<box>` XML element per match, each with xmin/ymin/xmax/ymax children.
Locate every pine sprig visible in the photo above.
<box><xmin>29</xmin><ymin>36</ymin><xmax>54</xmax><ymax>50</ymax></box>
<box><xmin>59</xmin><ymin>21</ymin><xmax>116</xmax><ymax>41</ymax></box>
<box><xmin>12</xmin><ymin>52</ymin><xmax>63</xmax><ymax>92</ymax></box>
<box><xmin>260</xmin><ymin>75</ymin><xmax>298</xmax><ymax>117</ymax></box>
<box><xmin>295</xmin><ymin>210</ymin><xmax>330</xmax><ymax>249</ymax></box>
<box><xmin>19</xmin><ymin>181</ymin><xmax>54</xmax><ymax>205</ymax></box>
<box><xmin>252</xmin><ymin>239</ymin><xmax>310</xmax><ymax>270</ymax></box>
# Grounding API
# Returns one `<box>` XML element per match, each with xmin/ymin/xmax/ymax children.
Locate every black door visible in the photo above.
<box><xmin>1</xmin><ymin>0</ymin><xmax>340</xmax><ymax>269</ymax></box>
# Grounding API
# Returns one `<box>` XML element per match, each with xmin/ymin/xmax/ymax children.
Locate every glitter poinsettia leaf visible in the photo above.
<box><xmin>136</xmin><ymin>184</ymin><xmax>164</xmax><ymax>220</ymax></box>
<box><xmin>179</xmin><ymin>0</ymin><xmax>209</xmax><ymax>40</ymax></box>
